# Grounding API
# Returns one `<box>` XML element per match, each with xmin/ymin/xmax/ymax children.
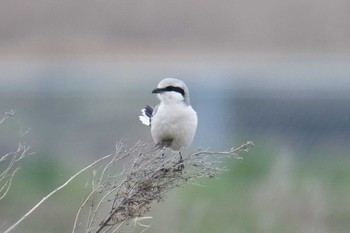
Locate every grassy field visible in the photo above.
<box><xmin>1</xmin><ymin>144</ymin><xmax>349</xmax><ymax>233</ymax></box>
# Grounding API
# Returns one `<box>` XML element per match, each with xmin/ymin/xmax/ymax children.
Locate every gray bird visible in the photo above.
<box><xmin>139</xmin><ymin>78</ymin><xmax>198</xmax><ymax>151</ymax></box>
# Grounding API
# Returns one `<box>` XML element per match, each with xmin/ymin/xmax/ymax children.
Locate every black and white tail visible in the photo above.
<box><xmin>139</xmin><ymin>105</ymin><xmax>153</xmax><ymax>126</ymax></box>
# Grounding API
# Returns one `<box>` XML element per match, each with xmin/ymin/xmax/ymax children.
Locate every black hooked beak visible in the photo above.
<box><xmin>152</xmin><ymin>88</ymin><xmax>165</xmax><ymax>94</ymax></box>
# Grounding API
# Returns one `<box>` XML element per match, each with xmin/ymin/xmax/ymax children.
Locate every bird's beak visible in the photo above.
<box><xmin>152</xmin><ymin>88</ymin><xmax>164</xmax><ymax>94</ymax></box>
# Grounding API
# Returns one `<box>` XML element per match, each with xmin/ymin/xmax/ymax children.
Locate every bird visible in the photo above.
<box><xmin>139</xmin><ymin>78</ymin><xmax>198</xmax><ymax>152</ymax></box>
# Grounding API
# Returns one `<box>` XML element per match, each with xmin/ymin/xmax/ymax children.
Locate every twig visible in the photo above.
<box><xmin>1</xmin><ymin>110</ymin><xmax>34</xmax><ymax>202</ymax></box>
<box><xmin>0</xmin><ymin>110</ymin><xmax>15</xmax><ymax>125</ymax></box>
<box><xmin>0</xmin><ymin>168</ymin><xmax>20</xmax><ymax>201</ymax></box>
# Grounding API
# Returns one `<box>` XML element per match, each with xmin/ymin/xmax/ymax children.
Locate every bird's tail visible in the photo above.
<box><xmin>139</xmin><ymin>105</ymin><xmax>153</xmax><ymax>126</ymax></box>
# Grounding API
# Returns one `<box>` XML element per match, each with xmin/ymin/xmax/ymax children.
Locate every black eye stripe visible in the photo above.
<box><xmin>164</xmin><ymin>86</ymin><xmax>185</xmax><ymax>96</ymax></box>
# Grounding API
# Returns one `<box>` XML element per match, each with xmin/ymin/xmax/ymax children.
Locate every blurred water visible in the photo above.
<box><xmin>0</xmin><ymin>59</ymin><xmax>349</xmax><ymax>161</ymax></box>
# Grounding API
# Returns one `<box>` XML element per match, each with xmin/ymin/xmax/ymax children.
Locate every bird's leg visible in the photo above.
<box><xmin>154</xmin><ymin>142</ymin><xmax>166</xmax><ymax>157</ymax></box>
<box><xmin>158</xmin><ymin>145</ymin><xmax>169</xmax><ymax>173</ymax></box>
<box><xmin>175</xmin><ymin>151</ymin><xmax>185</xmax><ymax>172</ymax></box>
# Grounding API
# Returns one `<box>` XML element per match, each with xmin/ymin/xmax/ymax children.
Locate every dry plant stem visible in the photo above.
<box><xmin>87</xmin><ymin>144</ymin><xmax>135</xmax><ymax>231</ymax></box>
<box><xmin>1</xmin><ymin>110</ymin><xmax>33</xmax><ymax>201</ymax></box>
<box><xmin>0</xmin><ymin>168</ymin><xmax>20</xmax><ymax>200</ymax></box>
<box><xmin>73</xmin><ymin>141</ymin><xmax>131</xmax><ymax>233</ymax></box>
<box><xmin>0</xmin><ymin>110</ymin><xmax>15</xmax><ymax>125</ymax></box>
<box><xmin>4</xmin><ymin>154</ymin><xmax>113</xmax><ymax>233</ymax></box>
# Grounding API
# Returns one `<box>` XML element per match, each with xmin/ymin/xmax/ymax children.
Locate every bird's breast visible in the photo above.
<box><xmin>151</xmin><ymin>103</ymin><xmax>197</xmax><ymax>150</ymax></box>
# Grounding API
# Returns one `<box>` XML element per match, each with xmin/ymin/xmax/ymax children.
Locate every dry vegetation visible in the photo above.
<box><xmin>71</xmin><ymin>140</ymin><xmax>254</xmax><ymax>233</ymax></box>
<box><xmin>2</xmin><ymin>138</ymin><xmax>253</xmax><ymax>233</ymax></box>
<box><xmin>0</xmin><ymin>110</ymin><xmax>33</xmax><ymax>201</ymax></box>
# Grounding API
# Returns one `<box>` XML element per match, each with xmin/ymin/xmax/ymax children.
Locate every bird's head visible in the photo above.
<box><xmin>152</xmin><ymin>78</ymin><xmax>191</xmax><ymax>105</ymax></box>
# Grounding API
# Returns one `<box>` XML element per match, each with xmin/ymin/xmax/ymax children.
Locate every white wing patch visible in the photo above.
<box><xmin>139</xmin><ymin>109</ymin><xmax>151</xmax><ymax>126</ymax></box>
<box><xmin>139</xmin><ymin>105</ymin><xmax>153</xmax><ymax>126</ymax></box>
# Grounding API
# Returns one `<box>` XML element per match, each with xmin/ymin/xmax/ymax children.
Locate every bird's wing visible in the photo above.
<box><xmin>152</xmin><ymin>104</ymin><xmax>159</xmax><ymax>116</ymax></box>
<box><xmin>139</xmin><ymin>105</ymin><xmax>154</xmax><ymax>126</ymax></box>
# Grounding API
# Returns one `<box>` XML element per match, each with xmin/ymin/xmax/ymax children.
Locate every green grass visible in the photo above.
<box><xmin>1</xmin><ymin>147</ymin><xmax>350</xmax><ymax>233</ymax></box>
<box><xmin>149</xmin><ymin>148</ymin><xmax>350</xmax><ymax>233</ymax></box>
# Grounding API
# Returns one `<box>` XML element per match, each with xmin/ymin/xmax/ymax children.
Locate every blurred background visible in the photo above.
<box><xmin>0</xmin><ymin>1</ymin><xmax>350</xmax><ymax>232</ymax></box>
